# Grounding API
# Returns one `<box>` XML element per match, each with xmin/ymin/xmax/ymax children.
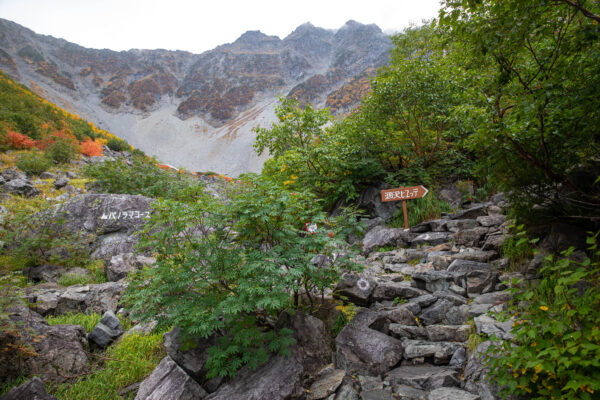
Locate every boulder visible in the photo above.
<box><xmin>107</xmin><ymin>253</ymin><xmax>155</xmax><ymax>281</ymax></box>
<box><xmin>53</xmin><ymin>177</ymin><xmax>69</xmax><ymax>189</ymax></box>
<box><xmin>410</xmin><ymin>294</ymin><xmax>438</xmax><ymax>308</ymax></box>
<box><xmin>481</xmin><ymin>234</ymin><xmax>506</xmax><ymax>252</ymax></box>
<box><xmin>445</xmin><ymin>205</ymin><xmax>487</xmax><ymax>220</ymax></box>
<box><xmin>463</xmin><ymin>341</ymin><xmax>513</xmax><ymax>400</ymax></box>
<box><xmin>428</xmin><ymin>387</ymin><xmax>481</xmax><ymax>400</ymax></box>
<box><xmin>453</xmin><ymin>228</ymin><xmax>489</xmax><ymax>248</ymax></box>
<box><xmin>206</xmin><ymin>311</ymin><xmax>331</xmax><ymax>400</ymax></box>
<box><xmin>474</xmin><ymin>315</ymin><xmax>513</xmax><ymax>340</ymax></box>
<box><xmin>389</xmin><ymin>324</ymin><xmax>427</xmax><ymax>340</ymax></box>
<box><xmin>56</xmin><ymin>281</ymin><xmax>126</xmax><ymax>315</ymax></box>
<box><xmin>362</xmin><ymin>226</ymin><xmax>413</xmax><ymax>255</ymax></box>
<box><xmin>334</xmin><ymin>273</ymin><xmax>376</xmax><ymax>306</ymax></box>
<box><xmin>445</xmin><ymin>220</ymin><xmax>479</xmax><ymax>233</ymax></box>
<box><xmin>451</xmin><ymin>249</ymin><xmax>497</xmax><ymax>263</ymax></box>
<box><xmin>425</xmin><ymin>325</ymin><xmax>471</xmax><ymax>342</ymax></box>
<box><xmin>1</xmin><ymin>168</ymin><xmax>27</xmax><ymax>181</ymax></box>
<box><xmin>386</xmin><ymin>365</ymin><xmax>460</xmax><ymax>391</ymax></box>
<box><xmin>411</xmin><ymin>232</ymin><xmax>453</xmax><ymax>247</ymax></box>
<box><xmin>333</xmin><ymin>381</ymin><xmax>359</xmax><ymax>400</ymax></box>
<box><xmin>307</xmin><ymin>368</ymin><xmax>345</xmax><ymax>400</ymax></box>
<box><xmin>24</xmin><ymin>264</ymin><xmax>65</xmax><ymax>283</ymax></box>
<box><xmin>134</xmin><ymin>357</ymin><xmax>208</xmax><ymax>400</ymax></box>
<box><xmin>372</xmin><ymin>281</ymin><xmax>427</xmax><ymax>302</ymax></box>
<box><xmin>335</xmin><ymin>309</ymin><xmax>404</xmax><ymax>376</ymax></box>
<box><xmin>4</xmin><ymin>178</ymin><xmax>40</xmax><ymax>197</ymax></box>
<box><xmin>418</xmin><ymin>299</ymin><xmax>453</xmax><ymax>326</ymax></box>
<box><xmin>358</xmin><ymin>184</ymin><xmax>398</xmax><ymax>221</ymax></box>
<box><xmin>412</xmin><ymin>271</ymin><xmax>453</xmax><ymax>293</ymax></box>
<box><xmin>39</xmin><ymin>171</ymin><xmax>57</xmax><ymax>179</ymax></box>
<box><xmin>476</xmin><ymin>215</ymin><xmax>506</xmax><ymax>227</ymax></box>
<box><xmin>386</xmin><ymin>306</ymin><xmax>418</xmax><ymax>325</ymax></box>
<box><xmin>438</xmin><ymin>184</ymin><xmax>463</xmax><ymax>209</ymax></box>
<box><xmin>88</xmin><ymin>310</ymin><xmax>123</xmax><ymax>348</ymax></box>
<box><xmin>429</xmin><ymin>219</ymin><xmax>448</xmax><ymax>232</ymax></box>
<box><xmin>0</xmin><ymin>377</ymin><xmax>57</xmax><ymax>400</ymax></box>
<box><xmin>432</xmin><ymin>291</ymin><xmax>467</xmax><ymax>306</ymax></box>
<box><xmin>472</xmin><ymin>291</ymin><xmax>510</xmax><ymax>305</ymax></box>
<box><xmin>402</xmin><ymin>339</ymin><xmax>463</xmax><ymax>364</ymax></box>
<box><xmin>0</xmin><ymin>305</ymin><xmax>89</xmax><ymax>384</ymax></box>
<box><xmin>449</xmin><ymin>348</ymin><xmax>466</xmax><ymax>369</ymax></box>
<box><xmin>361</xmin><ymin>389</ymin><xmax>395</xmax><ymax>400</ymax></box>
<box><xmin>392</xmin><ymin>384</ymin><xmax>429</xmax><ymax>400</ymax></box>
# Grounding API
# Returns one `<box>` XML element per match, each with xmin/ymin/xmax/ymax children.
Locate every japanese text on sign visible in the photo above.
<box><xmin>100</xmin><ymin>210</ymin><xmax>150</xmax><ymax>220</ymax></box>
<box><xmin>383</xmin><ymin>187</ymin><xmax>420</xmax><ymax>201</ymax></box>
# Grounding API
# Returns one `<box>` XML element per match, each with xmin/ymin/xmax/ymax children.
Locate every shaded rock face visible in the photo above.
<box><xmin>0</xmin><ymin>305</ymin><xmax>89</xmax><ymax>384</ymax></box>
<box><xmin>205</xmin><ymin>311</ymin><xmax>332</xmax><ymax>400</ymax></box>
<box><xmin>0</xmin><ymin>377</ymin><xmax>57</xmax><ymax>400</ymax></box>
<box><xmin>134</xmin><ymin>356</ymin><xmax>208</xmax><ymax>400</ymax></box>
<box><xmin>88</xmin><ymin>310</ymin><xmax>123</xmax><ymax>348</ymax></box>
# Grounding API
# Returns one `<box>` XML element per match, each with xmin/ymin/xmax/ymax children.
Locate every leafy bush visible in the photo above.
<box><xmin>46</xmin><ymin>312</ymin><xmax>101</xmax><ymax>333</ymax></box>
<box><xmin>106</xmin><ymin>137</ymin><xmax>130</xmax><ymax>152</ymax></box>
<box><xmin>4</xmin><ymin>130</ymin><xmax>35</xmax><ymax>150</ymax></box>
<box><xmin>16</xmin><ymin>151</ymin><xmax>52</xmax><ymax>175</ymax></box>
<box><xmin>501</xmin><ymin>222</ymin><xmax>537</xmax><ymax>271</ymax></box>
<box><xmin>487</xmin><ymin>232</ymin><xmax>600</xmax><ymax>399</ymax></box>
<box><xmin>45</xmin><ymin>138</ymin><xmax>77</xmax><ymax>163</ymax></box>
<box><xmin>79</xmin><ymin>139</ymin><xmax>103</xmax><ymax>157</ymax></box>
<box><xmin>84</xmin><ymin>157</ymin><xmax>204</xmax><ymax>202</ymax></box>
<box><xmin>52</xmin><ymin>331</ymin><xmax>165</xmax><ymax>400</ymax></box>
<box><xmin>125</xmin><ymin>175</ymin><xmax>360</xmax><ymax>378</ymax></box>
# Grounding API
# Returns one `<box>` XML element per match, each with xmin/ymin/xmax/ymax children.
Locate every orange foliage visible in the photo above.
<box><xmin>5</xmin><ymin>130</ymin><xmax>36</xmax><ymax>149</ymax></box>
<box><xmin>35</xmin><ymin>128</ymin><xmax>78</xmax><ymax>150</ymax></box>
<box><xmin>80</xmin><ymin>139</ymin><xmax>104</xmax><ymax>156</ymax></box>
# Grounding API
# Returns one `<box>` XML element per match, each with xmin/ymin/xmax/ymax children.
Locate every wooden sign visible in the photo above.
<box><xmin>381</xmin><ymin>185</ymin><xmax>429</xmax><ymax>229</ymax></box>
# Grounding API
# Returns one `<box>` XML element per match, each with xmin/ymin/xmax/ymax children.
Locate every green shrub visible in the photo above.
<box><xmin>16</xmin><ymin>151</ymin><xmax>52</xmax><ymax>175</ymax></box>
<box><xmin>84</xmin><ymin>157</ymin><xmax>204</xmax><ymax>202</ymax></box>
<box><xmin>106</xmin><ymin>137</ymin><xmax>130</xmax><ymax>152</ymax></box>
<box><xmin>389</xmin><ymin>190</ymin><xmax>454</xmax><ymax>228</ymax></box>
<box><xmin>52</xmin><ymin>331</ymin><xmax>165</xmax><ymax>400</ymax></box>
<box><xmin>46</xmin><ymin>138</ymin><xmax>77</xmax><ymax>163</ymax></box>
<box><xmin>125</xmin><ymin>175</ymin><xmax>361</xmax><ymax>378</ymax></box>
<box><xmin>47</xmin><ymin>312</ymin><xmax>101</xmax><ymax>333</ymax></box>
<box><xmin>0</xmin><ymin>375</ymin><xmax>30</xmax><ymax>396</ymax></box>
<box><xmin>501</xmin><ymin>222</ymin><xmax>537</xmax><ymax>271</ymax></box>
<box><xmin>487</xmin><ymin>232</ymin><xmax>600</xmax><ymax>399</ymax></box>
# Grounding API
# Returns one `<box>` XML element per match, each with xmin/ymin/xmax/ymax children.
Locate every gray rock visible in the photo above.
<box><xmin>429</xmin><ymin>219</ymin><xmax>448</xmax><ymax>232</ymax></box>
<box><xmin>463</xmin><ymin>341</ymin><xmax>512</xmax><ymax>400</ymax></box>
<box><xmin>0</xmin><ymin>305</ymin><xmax>89</xmax><ymax>384</ymax></box>
<box><xmin>445</xmin><ymin>305</ymin><xmax>469</xmax><ymax>325</ymax></box>
<box><xmin>206</xmin><ymin>311</ymin><xmax>331</xmax><ymax>400</ymax></box>
<box><xmin>448</xmin><ymin>348</ymin><xmax>466</xmax><ymax>368</ymax></box>
<box><xmin>382</xmin><ymin>251</ymin><xmax>408</xmax><ymax>264</ymax></box>
<box><xmin>410</xmin><ymin>222</ymin><xmax>431</xmax><ymax>233</ymax></box>
<box><xmin>465</xmin><ymin>269</ymin><xmax>497</xmax><ymax>295</ymax></box>
<box><xmin>472</xmin><ymin>291</ymin><xmax>510</xmax><ymax>305</ymax></box>
<box><xmin>107</xmin><ymin>253</ymin><xmax>155</xmax><ymax>281</ymax></box>
<box><xmin>446</xmin><ymin>260</ymin><xmax>493</xmax><ymax>286</ymax></box>
<box><xmin>307</xmin><ymin>369</ymin><xmax>345</xmax><ymax>400</ymax></box>
<box><xmin>419</xmin><ymin>299</ymin><xmax>453</xmax><ymax>326</ymax></box>
<box><xmin>392</xmin><ymin>384</ymin><xmax>428</xmax><ymax>400</ymax></box>
<box><xmin>335</xmin><ymin>309</ymin><xmax>404</xmax><ymax>376</ymax></box>
<box><xmin>88</xmin><ymin>310</ymin><xmax>123</xmax><ymax>348</ymax></box>
<box><xmin>386</xmin><ymin>307</ymin><xmax>417</xmax><ymax>325</ymax></box>
<box><xmin>333</xmin><ymin>381</ymin><xmax>359</xmax><ymax>400</ymax></box>
<box><xmin>451</xmin><ymin>249</ymin><xmax>498</xmax><ymax>263</ymax></box>
<box><xmin>448</xmin><ymin>283</ymin><xmax>467</xmax><ymax>297</ymax></box>
<box><xmin>134</xmin><ymin>357</ymin><xmax>207</xmax><ymax>400</ymax></box>
<box><xmin>53</xmin><ymin>177</ymin><xmax>69</xmax><ymax>189</ymax></box>
<box><xmin>426</xmin><ymin>325</ymin><xmax>471</xmax><ymax>342</ymax></box>
<box><xmin>410</xmin><ymin>294</ymin><xmax>438</xmax><ymax>308</ymax></box>
<box><xmin>438</xmin><ymin>185</ymin><xmax>463</xmax><ymax>209</ymax></box>
<box><xmin>428</xmin><ymin>387</ymin><xmax>480</xmax><ymax>400</ymax></box>
<box><xmin>2</xmin><ymin>168</ymin><xmax>27</xmax><ymax>181</ymax></box>
<box><xmin>125</xmin><ymin>320</ymin><xmax>158</xmax><ymax>337</ymax></box>
<box><xmin>474</xmin><ymin>315</ymin><xmax>514</xmax><ymax>340</ymax></box>
<box><xmin>389</xmin><ymin>324</ymin><xmax>427</xmax><ymax>340</ymax></box>
<box><xmin>334</xmin><ymin>273</ymin><xmax>376</xmax><ymax>306</ymax></box>
<box><xmin>25</xmin><ymin>264</ymin><xmax>65</xmax><ymax>283</ymax></box>
<box><xmin>56</xmin><ymin>281</ymin><xmax>126</xmax><ymax>315</ymax></box>
<box><xmin>413</xmin><ymin>271</ymin><xmax>453</xmax><ymax>293</ymax></box>
<box><xmin>402</xmin><ymin>339</ymin><xmax>463</xmax><ymax>364</ymax></box>
<box><xmin>39</xmin><ymin>171</ymin><xmax>57</xmax><ymax>179</ymax></box>
<box><xmin>427</xmin><ymin>252</ymin><xmax>454</xmax><ymax>270</ymax></box>
<box><xmin>373</xmin><ymin>281</ymin><xmax>427</xmax><ymax>302</ymax></box>
<box><xmin>467</xmin><ymin>303</ymin><xmax>492</xmax><ymax>317</ymax></box>
<box><xmin>362</xmin><ymin>226</ymin><xmax>413</xmax><ymax>255</ymax></box>
<box><xmin>445</xmin><ymin>219</ymin><xmax>479</xmax><ymax>233</ymax></box>
<box><xmin>358</xmin><ymin>184</ymin><xmax>398</xmax><ymax>221</ymax></box>
<box><xmin>476</xmin><ymin>215</ymin><xmax>506</xmax><ymax>227</ymax></box>
<box><xmin>357</xmin><ymin>375</ymin><xmax>383</xmax><ymax>391</ymax></box>
<box><xmin>386</xmin><ymin>365</ymin><xmax>460</xmax><ymax>391</ymax></box>
<box><xmin>65</xmin><ymin>171</ymin><xmax>78</xmax><ymax>179</ymax></box>
<box><xmin>0</xmin><ymin>377</ymin><xmax>57</xmax><ymax>400</ymax></box>
<box><xmin>445</xmin><ymin>205</ymin><xmax>487</xmax><ymax>220</ymax></box>
<box><xmin>4</xmin><ymin>178</ymin><xmax>39</xmax><ymax>197</ymax></box>
<box><xmin>411</xmin><ymin>232</ymin><xmax>453</xmax><ymax>246</ymax></box>
<box><xmin>453</xmin><ymin>228</ymin><xmax>489</xmax><ymax>247</ymax></box>
<box><xmin>361</xmin><ymin>389</ymin><xmax>395</xmax><ymax>400</ymax></box>
<box><xmin>481</xmin><ymin>234</ymin><xmax>506</xmax><ymax>252</ymax></box>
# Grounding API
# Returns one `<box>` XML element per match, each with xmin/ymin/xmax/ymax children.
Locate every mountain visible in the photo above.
<box><xmin>0</xmin><ymin>18</ymin><xmax>391</xmax><ymax>175</ymax></box>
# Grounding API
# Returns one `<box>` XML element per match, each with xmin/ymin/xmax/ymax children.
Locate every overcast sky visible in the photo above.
<box><xmin>0</xmin><ymin>0</ymin><xmax>442</xmax><ymax>53</ymax></box>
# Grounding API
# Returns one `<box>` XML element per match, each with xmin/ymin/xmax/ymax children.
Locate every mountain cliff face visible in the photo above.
<box><xmin>0</xmin><ymin>18</ymin><xmax>391</xmax><ymax>175</ymax></box>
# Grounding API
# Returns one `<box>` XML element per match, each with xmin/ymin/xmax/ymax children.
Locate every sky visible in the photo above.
<box><xmin>0</xmin><ymin>0</ymin><xmax>442</xmax><ymax>54</ymax></box>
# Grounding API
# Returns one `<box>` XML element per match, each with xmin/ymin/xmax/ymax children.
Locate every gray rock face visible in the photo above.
<box><xmin>393</xmin><ymin>384</ymin><xmax>429</xmax><ymax>399</ymax></box>
<box><xmin>334</xmin><ymin>273</ymin><xmax>375</xmax><ymax>306</ymax></box>
<box><xmin>476</xmin><ymin>215</ymin><xmax>506</xmax><ymax>227</ymax></box>
<box><xmin>373</xmin><ymin>281</ymin><xmax>427</xmax><ymax>302</ymax></box>
<box><xmin>307</xmin><ymin>368</ymin><xmax>345</xmax><ymax>400</ymax></box>
<box><xmin>358</xmin><ymin>185</ymin><xmax>398</xmax><ymax>221</ymax></box>
<box><xmin>361</xmin><ymin>389</ymin><xmax>395</xmax><ymax>400</ymax></box>
<box><xmin>39</xmin><ymin>171</ymin><xmax>57</xmax><ymax>179</ymax></box>
<box><xmin>453</xmin><ymin>227</ymin><xmax>489</xmax><ymax>247</ymax></box>
<box><xmin>386</xmin><ymin>365</ymin><xmax>460</xmax><ymax>391</ymax></box>
<box><xmin>481</xmin><ymin>234</ymin><xmax>506</xmax><ymax>252</ymax></box>
<box><xmin>425</xmin><ymin>325</ymin><xmax>471</xmax><ymax>342</ymax></box>
<box><xmin>134</xmin><ymin>357</ymin><xmax>208</xmax><ymax>400</ymax></box>
<box><xmin>88</xmin><ymin>310</ymin><xmax>123</xmax><ymax>348</ymax></box>
<box><xmin>413</xmin><ymin>271</ymin><xmax>453</xmax><ymax>293</ymax></box>
<box><xmin>25</xmin><ymin>264</ymin><xmax>64</xmax><ymax>283</ymax></box>
<box><xmin>451</xmin><ymin>249</ymin><xmax>497</xmax><ymax>263</ymax></box>
<box><xmin>163</xmin><ymin>327</ymin><xmax>219</xmax><ymax>388</ymax></box>
<box><xmin>428</xmin><ymin>387</ymin><xmax>481</xmax><ymax>400</ymax></box>
<box><xmin>474</xmin><ymin>315</ymin><xmax>514</xmax><ymax>340</ymax></box>
<box><xmin>107</xmin><ymin>253</ymin><xmax>155</xmax><ymax>281</ymax></box>
<box><xmin>56</xmin><ymin>281</ymin><xmax>126</xmax><ymax>315</ymax></box>
<box><xmin>446</xmin><ymin>205</ymin><xmax>487</xmax><ymax>220</ymax></box>
<box><xmin>53</xmin><ymin>177</ymin><xmax>69</xmax><ymax>189</ymax></box>
<box><xmin>419</xmin><ymin>299</ymin><xmax>453</xmax><ymax>326</ymax></box>
<box><xmin>4</xmin><ymin>178</ymin><xmax>40</xmax><ymax>197</ymax></box>
<box><xmin>362</xmin><ymin>226</ymin><xmax>412</xmax><ymax>255</ymax></box>
<box><xmin>445</xmin><ymin>220</ymin><xmax>479</xmax><ymax>233</ymax></box>
<box><xmin>402</xmin><ymin>339</ymin><xmax>463</xmax><ymax>365</ymax></box>
<box><xmin>0</xmin><ymin>305</ymin><xmax>89</xmax><ymax>384</ymax></box>
<box><xmin>0</xmin><ymin>377</ymin><xmax>57</xmax><ymax>400</ymax></box>
<box><xmin>206</xmin><ymin>311</ymin><xmax>331</xmax><ymax>400</ymax></box>
<box><xmin>389</xmin><ymin>324</ymin><xmax>427</xmax><ymax>340</ymax></box>
<box><xmin>411</xmin><ymin>232</ymin><xmax>453</xmax><ymax>246</ymax></box>
<box><xmin>335</xmin><ymin>309</ymin><xmax>403</xmax><ymax>376</ymax></box>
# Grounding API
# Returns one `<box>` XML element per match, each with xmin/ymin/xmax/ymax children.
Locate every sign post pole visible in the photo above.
<box><xmin>380</xmin><ymin>185</ymin><xmax>429</xmax><ymax>229</ymax></box>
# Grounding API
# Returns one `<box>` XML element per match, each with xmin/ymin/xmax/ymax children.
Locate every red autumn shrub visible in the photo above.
<box><xmin>5</xmin><ymin>130</ymin><xmax>36</xmax><ymax>149</ymax></box>
<box><xmin>80</xmin><ymin>139</ymin><xmax>104</xmax><ymax>157</ymax></box>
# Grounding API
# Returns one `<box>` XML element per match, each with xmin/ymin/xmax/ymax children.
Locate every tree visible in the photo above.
<box><xmin>440</xmin><ymin>0</ymin><xmax>600</xmax><ymax>222</ymax></box>
<box><xmin>125</xmin><ymin>175</ymin><xmax>359</xmax><ymax>378</ymax></box>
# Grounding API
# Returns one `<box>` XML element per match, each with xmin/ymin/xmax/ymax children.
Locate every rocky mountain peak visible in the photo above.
<box><xmin>226</xmin><ymin>30</ymin><xmax>281</xmax><ymax>53</ymax></box>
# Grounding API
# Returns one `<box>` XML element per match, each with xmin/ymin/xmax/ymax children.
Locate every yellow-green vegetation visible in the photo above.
<box><xmin>389</xmin><ymin>190</ymin><xmax>454</xmax><ymax>228</ymax></box>
<box><xmin>52</xmin><ymin>330</ymin><xmax>166</xmax><ymax>400</ymax></box>
<box><xmin>46</xmin><ymin>312</ymin><xmax>102</xmax><ymax>333</ymax></box>
<box><xmin>501</xmin><ymin>222</ymin><xmax>538</xmax><ymax>271</ymax></box>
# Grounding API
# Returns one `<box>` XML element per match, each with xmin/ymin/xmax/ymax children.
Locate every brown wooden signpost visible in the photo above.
<box><xmin>381</xmin><ymin>185</ymin><xmax>429</xmax><ymax>229</ymax></box>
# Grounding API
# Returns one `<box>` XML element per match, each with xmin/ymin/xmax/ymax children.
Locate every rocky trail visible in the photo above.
<box><xmin>1</xmin><ymin>188</ymin><xmax>522</xmax><ymax>400</ymax></box>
